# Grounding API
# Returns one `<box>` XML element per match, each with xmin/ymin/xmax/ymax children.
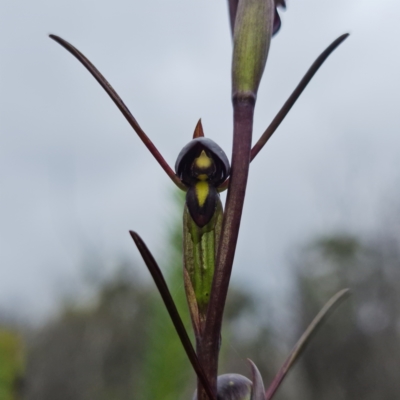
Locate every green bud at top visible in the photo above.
<box><xmin>232</xmin><ymin>0</ymin><xmax>274</xmax><ymax>98</ymax></box>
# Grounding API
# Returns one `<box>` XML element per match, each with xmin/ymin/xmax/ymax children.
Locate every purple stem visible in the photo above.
<box><xmin>196</xmin><ymin>95</ymin><xmax>255</xmax><ymax>400</ymax></box>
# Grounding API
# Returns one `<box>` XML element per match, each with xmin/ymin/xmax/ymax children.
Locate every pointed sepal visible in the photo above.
<box><xmin>248</xmin><ymin>359</ymin><xmax>266</xmax><ymax>400</ymax></box>
<box><xmin>193</xmin><ymin>119</ymin><xmax>205</xmax><ymax>138</ymax></box>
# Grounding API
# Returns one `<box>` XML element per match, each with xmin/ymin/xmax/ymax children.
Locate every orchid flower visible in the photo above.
<box><xmin>50</xmin><ymin>1</ymin><xmax>350</xmax><ymax>398</ymax></box>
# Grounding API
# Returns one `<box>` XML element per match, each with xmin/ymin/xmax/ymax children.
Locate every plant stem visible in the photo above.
<box><xmin>198</xmin><ymin>1</ymin><xmax>272</xmax><ymax>396</ymax></box>
<box><xmin>196</xmin><ymin>95</ymin><xmax>255</xmax><ymax>400</ymax></box>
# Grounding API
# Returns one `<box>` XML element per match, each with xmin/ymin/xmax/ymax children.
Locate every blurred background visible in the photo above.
<box><xmin>1</xmin><ymin>0</ymin><xmax>400</xmax><ymax>398</ymax></box>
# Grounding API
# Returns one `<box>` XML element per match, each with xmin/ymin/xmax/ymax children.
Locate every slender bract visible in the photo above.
<box><xmin>183</xmin><ymin>199</ymin><xmax>223</xmax><ymax>336</ymax></box>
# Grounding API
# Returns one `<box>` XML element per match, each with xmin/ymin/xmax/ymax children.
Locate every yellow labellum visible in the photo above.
<box><xmin>195</xmin><ymin>181</ymin><xmax>209</xmax><ymax>207</ymax></box>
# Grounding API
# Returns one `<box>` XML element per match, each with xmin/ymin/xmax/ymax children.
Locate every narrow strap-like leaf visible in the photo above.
<box><xmin>251</xmin><ymin>33</ymin><xmax>349</xmax><ymax>161</ymax></box>
<box><xmin>129</xmin><ymin>231</ymin><xmax>216</xmax><ymax>400</ymax></box>
<box><xmin>265</xmin><ymin>288</ymin><xmax>350</xmax><ymax>399</ymax></box>
<box><xmin>49</xmin><ymin>34</ymin><xmax>185</xmax><ymax>190</ymax></box>
<box><xmin>217</xmin><ymin>34</ymin><xmax>349</xmax><ymax>192</ymax></box>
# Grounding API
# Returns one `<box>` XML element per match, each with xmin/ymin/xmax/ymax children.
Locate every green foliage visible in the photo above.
<box><xmin>25</xmin><ymin>273</ymin><xmax>152</xmax><ymax>399</ymax></box>
<box><xmin>0</xmin><ymin>328</ymin><xmax>24</xmax><ymax>400</ymax></box>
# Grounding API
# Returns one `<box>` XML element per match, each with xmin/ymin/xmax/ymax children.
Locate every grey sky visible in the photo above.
<box><xmin>1</xmin><ymin>0</ymin><xmax>399</xmax><ymax>321</ymax></box>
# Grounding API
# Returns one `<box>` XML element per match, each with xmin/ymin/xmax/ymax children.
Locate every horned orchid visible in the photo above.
<box><xmin>50</xmin><ymin>0</ymin><xmax>350</xmax><ymax>398</ymax></box>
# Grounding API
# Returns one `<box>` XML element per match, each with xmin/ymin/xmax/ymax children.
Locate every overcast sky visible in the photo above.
<box><xmin>1</xmin><ymin>0</ymin><xmax>399</xmax><ymax>322</ymax></box>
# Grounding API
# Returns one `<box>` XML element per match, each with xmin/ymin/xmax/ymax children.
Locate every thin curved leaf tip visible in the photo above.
<box><xmin>248</xmin><ymin>359</ymin><xmax>266</xmax><ymax>400</ymax></box>
<box><xmin>250</xmin><ymin>33</ymin><xmax>350</xmax><ymax>162</ymax></box>
<box><xmin>48</xmin><ymin>34</ymin><xmax>186</xmax><ymax>191</ymax></box>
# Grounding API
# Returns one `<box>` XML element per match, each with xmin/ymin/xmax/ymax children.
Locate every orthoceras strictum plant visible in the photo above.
<box><xmin>50</xmin><ymin>0</ymin><xmax>350</xmax><ymax>398</ymax></box>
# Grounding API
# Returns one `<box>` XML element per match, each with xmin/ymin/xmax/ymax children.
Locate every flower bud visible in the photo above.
<box><xmin>232</xmin><ymin>0</ymin><xmax>274</xmax><ymax>99</ymax></box>
<box><xmin>176</xmin><ymin>137</ymin><xmax>229</xmax><ymax>227</ymax></box>
<box><xmin>193</xmin><ymin>374</ymin><xmax>252</xmax><ymax>400</ymax></box>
